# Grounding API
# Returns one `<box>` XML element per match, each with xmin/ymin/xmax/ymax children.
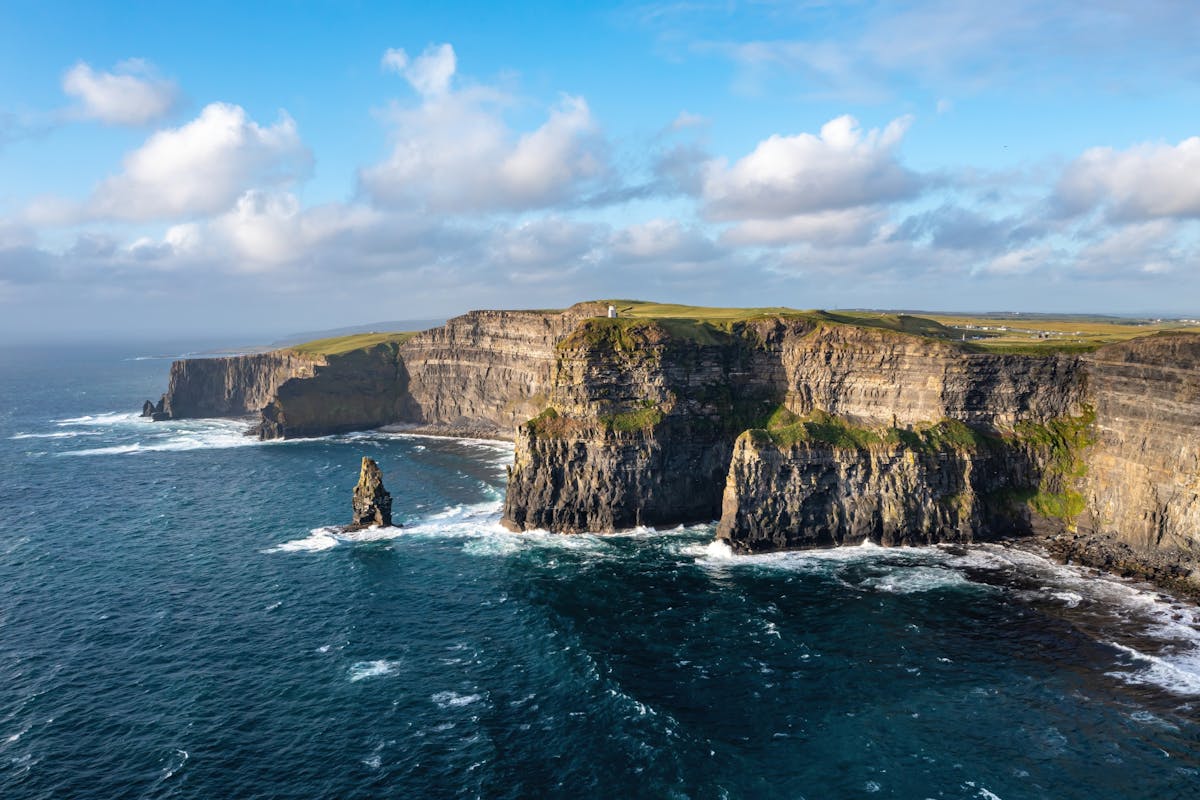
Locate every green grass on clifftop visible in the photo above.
<box><xmin>594</xmin><ymin>300</ymin><xmax>1198</xmax><ymax>354</ymax></box>
<box><xmin>288</xmin><ymin>331</ymin><xmax>419</xmax><ymax>356</ymax></box>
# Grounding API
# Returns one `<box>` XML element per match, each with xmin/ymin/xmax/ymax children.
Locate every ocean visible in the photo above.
<box><xmin>1</xmin><ymin>343</ymin><xmax>1198</xmax><ymax>799</ymax></box>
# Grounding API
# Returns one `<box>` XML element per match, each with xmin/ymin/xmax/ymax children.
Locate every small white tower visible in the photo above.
<box><xmin>607</xmin><ymin>304</ymin><xmax>617</xmax><ymax>318</ymax></box>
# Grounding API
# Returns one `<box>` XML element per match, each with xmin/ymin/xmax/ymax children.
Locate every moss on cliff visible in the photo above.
<box><xmin>526</xmin><ymin>407</ymin><xmax>587</xmax><ymax>438</ymax></box>
<box><xmin>601</xmin><ymin>403</ymin><xmax>665</xmax><ymax>433</ymax></box>
<box><xmin>763</xmin><ymin>408</ymin><xmax>884</xmax><ymax>449</ymax></box>
<box><xmin>759</xmin><ymin>408</ymin><xmax>997</xmax><ymax>453</ymax></box>
<box><xmin>1014</xmin><ymin>406</ymin><xmax>1097</xmax><ymax>525</ymax></box>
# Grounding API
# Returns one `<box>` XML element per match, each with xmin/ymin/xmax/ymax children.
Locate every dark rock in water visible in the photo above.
<box><xmin>141</xmin><ymin>397</ymin><xmax>169</xmax><ymax>421</ymax></box>
<box><xmin>346</xmin><ymin>457</ymin><xmax>394</xmax><ymax>531</ymax></box>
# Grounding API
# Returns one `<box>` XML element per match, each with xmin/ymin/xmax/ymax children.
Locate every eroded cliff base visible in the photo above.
<box><xmin>1045</xmin><ymin>531</ymin><xmax>1200</xmax><ymax>601</ymax></box>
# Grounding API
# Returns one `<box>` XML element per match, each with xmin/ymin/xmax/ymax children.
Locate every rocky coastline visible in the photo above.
<box><xmin>141</xmin><ymin>302</ymin><xmax>1200</xmax><ymax>598</ymax></box>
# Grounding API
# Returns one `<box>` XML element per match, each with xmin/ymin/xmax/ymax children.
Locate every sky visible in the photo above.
<box><xmin>2</xmin><ymin>0</ymin><xmax>1200</xmax><ymax>340</ymax></box>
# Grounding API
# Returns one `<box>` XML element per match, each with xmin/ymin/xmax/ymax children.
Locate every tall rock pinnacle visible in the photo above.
<box><xmin>348</xmin><ymin>457</ymin><xmax>393</xmax><ymax>530</ymax></box>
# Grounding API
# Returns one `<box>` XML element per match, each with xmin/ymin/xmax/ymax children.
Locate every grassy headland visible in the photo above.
<box><xmin>288</xmin><ymin>331</ymin><xmax>419</xmax><ymax>357</ymax></box>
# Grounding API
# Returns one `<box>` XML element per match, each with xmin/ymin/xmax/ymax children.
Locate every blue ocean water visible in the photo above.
<box><xmin>1</xmin><ymin>343</ymin><xmax>1199</xmax><ymax>800</ymax></box>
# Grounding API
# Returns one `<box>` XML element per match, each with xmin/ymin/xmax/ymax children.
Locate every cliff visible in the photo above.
<box><xmin>501</xmin><ymin>316</ymin><xmax>784</xmax><ymax>531</ymax></box>
<box><xmin>1080</xmin><ymin>334</ymin><xmax>1200</xmax><ymax>555</ymax></box>
<box><xmin>154</xmin><ymin>351</ymin><xmax>323</xmax><ymax>419</ymax></box>
<box><xmin>145</xmin><ymin>303</ymin><xmax>1200</xmax><ymax>591</ymax></box>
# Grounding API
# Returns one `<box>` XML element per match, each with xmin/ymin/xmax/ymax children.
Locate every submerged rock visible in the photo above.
<box><xmin>346</xmin><ymin>457</ymin><xmax>394</xmax><ymax>531</ymax></box>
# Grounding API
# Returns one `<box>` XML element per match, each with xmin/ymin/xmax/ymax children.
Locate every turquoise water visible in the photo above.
<box><xmin>1</xmin><ymin>344</ymin><xmax>1198</xmax><ymax>799</ymax></box>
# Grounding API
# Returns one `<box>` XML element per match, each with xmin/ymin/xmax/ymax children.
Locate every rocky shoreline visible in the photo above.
<box><xmin>1045</xmin><ymin>531</ymin><xmax>1200</xmax><ymax>601</ymax></box>
<box><xmin>139</xmin><ymin>302</ymin><xmax>1200</xmax><ymax>600</ymax></box>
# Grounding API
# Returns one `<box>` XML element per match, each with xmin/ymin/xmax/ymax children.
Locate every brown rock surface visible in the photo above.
<box><xmin>346</xmin><ymin>457</ymin><xmax>393</xmax><ymax>531</ymax></box>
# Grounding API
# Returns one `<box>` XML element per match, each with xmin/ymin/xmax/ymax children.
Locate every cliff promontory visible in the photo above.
<box><xmin>145</xmin><ymin>302</ymin><xmax>1200</xmax><ymax>593</ymax></box>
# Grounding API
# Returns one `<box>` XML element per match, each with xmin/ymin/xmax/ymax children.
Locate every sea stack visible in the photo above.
<box><xmin>347</xmin><ymin>457</ymin><xmax>393</xmax><ymax>531</ymax></box>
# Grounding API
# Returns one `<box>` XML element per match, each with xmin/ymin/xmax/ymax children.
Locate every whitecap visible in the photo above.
<box><xmin>431</xmin><ymin>690</ymin><xmax>483</xmax><ymax>708</ymax></box>
<box><xmin>1107</xmin><ymin>642</ymin><xmax>1200</xmax><ymax>696</ymax></box>
<box><xmin>861</xmin><ymin>566</ymin><xmax>978</xmax><ymax>594</ymax></box>
<box><xmin>349</xmin><ymin>660</ymin><xmax>401</xmax><ymax>682</ymax></box>
<box><xmin>9</xmin><ymin>430</ymin><xmax>100</xmax><ymax>440</ymax></box>
<box><xmin>265</xmin><ymin>525</ymin><xmax>406</xmax><ymax>553</ymax></box>
<box><xmin>1050</xmin><ymin>591</ymin><xmax>1084</xmax><ymax>608</ymax></box>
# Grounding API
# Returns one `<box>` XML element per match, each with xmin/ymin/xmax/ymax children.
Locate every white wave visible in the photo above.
<box><xmin>690</xmin><ymin>537</ymin><xmax>899</xmax><ymax>570</ymax></box>
<box><xmin>1050</xmin><ymin>591</ymin><xmax>1084</xmax><ymax>608</ymax></box>
<box><xmin>58</xmin><ymin>417</ymin><xmax>260</xmax><ymax>457</ymax></box>
<box><xmin>349</xmin><ymin>660</ymin><xmax>401</xmax><ymax>682</ymax></box>
<box><xmin>431</xmin><ymin>690</ymin><xmax>483</xmax><ymax>709</ymax></box>
<box><xmin>265</xmin><ymin>525</ymin><xmax>407</xmax><ymax>553</ymax></box>
<box><xmin>10</xmin><ymin>430</ymin><xmax>101</xmax><ymax>440</ymax></box>
<box><xmin>690</xmin><ymin>539</ymin><xmax>736</xmax><ymax>562</ymax></box>
<box><xmin>161</xmin><ymin>749</ymin><xmax>188</xmax><ymax>781</ymax></box>
<box><xmin>861</xmin><ymin>566</ymin><xmax>978</xmax><ymax>594</ymax></box>
<box><xmin>55</xmin><ymin>412</ymin><xmax>137</xmax><ymax>426</ymax></box>
<box><xmin>1107</xmin><ymin>642</ymin><xmax>1200</xmax><ymax>696</ymax></box>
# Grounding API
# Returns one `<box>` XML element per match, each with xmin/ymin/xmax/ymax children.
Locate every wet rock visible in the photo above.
<box><xmin>141</xmin><ymin>397</ymin><xmax>169</xmax><ymax>421</ymax></box>
<box><xmin>345</xmin><ymin>457</ymin><xmax>394</xmax><ymax>531</ymax></box>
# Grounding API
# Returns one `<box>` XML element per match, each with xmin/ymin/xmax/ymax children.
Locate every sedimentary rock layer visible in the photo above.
<box><xmin>147</xmin><ymin>306</ymin><xmax>1200</xmax><ymax>581</ymax></box>
<box><xmin>1081</xmin><ymin>334</ymin><xmax>1200</xmax><ymax>553</ymax></box>
<box><xmin>157</xmin><ymin>352</ymin><xmax>322</xmax><ymax>419</ymax></box>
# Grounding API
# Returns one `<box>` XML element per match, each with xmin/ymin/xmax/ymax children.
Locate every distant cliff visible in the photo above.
<box><xmin>153</xmin><ymin>352</ymin><xmax>323</xmax><ymax>419</ymax></box>
<box><xmin>144</xmin><ymin>303</ymin><xmax>1200</xmax><ymax>592</ymax></box>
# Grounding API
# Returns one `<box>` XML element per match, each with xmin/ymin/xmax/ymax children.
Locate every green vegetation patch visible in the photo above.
<box><xmin>525</xmin><ymin>407</ymin><xmax>586</xmax><ymax>438</ymax></box>
<box><xmin>1013</xmin><ymin>406</ymin><xmax>1097</xmax><ymax>525</ymax></box>
<box><xmin>558</xmin><ymin>315</ymin><xmax>740</xmax><ymax>351</ymax></box>
<box><xmin>763</xmin><ymin>407</ymin><xmax>884</xmax><ymax>449</ymax></box>
<box><xmin>601</xmin><ymin>403</ymin><xmax>665</xmax><ymax>433</ymax></box>
<box><xmin>289</xmin><ymin>331</ymin><xmax>418</xmax><ymax>356</ymax></box>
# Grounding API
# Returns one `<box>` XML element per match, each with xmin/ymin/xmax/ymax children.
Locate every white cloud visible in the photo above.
<box><xmin>721</xmin><ymin>207</ymin><xmax>885</xmax><ymax>247</ymax></box>
<box><xmin>1070</xmin><ymin>220</ymin><xmax>1186</xmax><ymax>277</ymax></box>
<box><xmin>701</xmin><ymin>115</ymin><xmax>919</xmax><ymax>220</ymax></box>
<box><xmin>62</xmin><ymin>59</ymin><xmax>178</xmax><ymax>125</ymax></box>
<box><xmin>89</xmin><ymin>103</ymin><xmax>311</xmax><ymax>221</ymax></box>
<box><xmin>381</xmin><ymin>43</ymin><xmax>457</xmax><ymax>96</ymax></box>
<box><xmin>361</xmin><ymin>56</ymin><xmax>606</xmax><ymax>213</ymax></box>
<box><xmin>493</xmin><ymin>217</ymin><xmax>602</xmax><ymax>268</ymax></box>
<box><xmin>610</xmin><ymin>218</ymin><xmax>721</xmax><ymax>262</ymax></box>
<box><xmin>976</xmin><ymin>245</ymin><xmax>1054</xmax><ymax>276</ymax></box>
<box><xmin>670</xmin><ymin>111</ymin><xmax>708</xmax><ymax>131</ymax></box>
<box><xmin>1056</xmin><ymin>136</ymin><xmax>1200</xmax><ymax>221</ymax></box>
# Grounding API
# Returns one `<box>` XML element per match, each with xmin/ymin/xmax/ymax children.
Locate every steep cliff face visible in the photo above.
<box><xmin>502</xmin><ymin>317</ymin><xmax>788</xmax><ymax>532</ymax></box>
<box><xmin>1081</xmin><ymin>333</ymin><xmax>1200</xmax><ymax>554</ymax></box>
<box><xmin>396</xmin><ymin>306</ymin><xmax>603</xmax><ymax>436</ymax></box>
<box><xmin>248</xmin><ymin>304</ymin><xmax>607</xmax><ymax>440</ymax></box>
<box><xmin>253</xmin><ymin>343</ymin><xmax>407</xmax><ymax>439</ymax></box>
<box><xmin>776</xmin><ymin>324</ymin><xmax>1085</xmax><ymax>428</ymax></box>
<box><xmin>715</xmin><ymin>426</ymin><xmax>1045</xmax><ymax>553</ymax></box>
<box><xmin>501</xmin><ymin>319</ymin><xmax>1090</xmax><ymax>536</ymax></box>
<box><xmin>158</xmin><ymin>352</ymin><xmax>323</xmax><ymax>419</ymax></box>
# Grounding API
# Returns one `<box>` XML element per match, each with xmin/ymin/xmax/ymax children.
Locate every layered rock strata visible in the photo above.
<box><xmin>144</xmin><ymin>306</ymin><xmax>1200</xmax><ymax>590</ymax></box>
<box><xmin>151</xmin><ymin>351</ymin><xmax>322</xmax><ymax>420</ymax></box>
<box><xmin>346</xmin><ymin>457</ymin><xmax>393</xmax><ymax>531</ymax></box>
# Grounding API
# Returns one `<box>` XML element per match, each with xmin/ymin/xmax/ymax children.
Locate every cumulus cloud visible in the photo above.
<box><xmin>62</xmin><ymin>59</ymin><xmax>178</xmax><ymax>125</ymax></box>
<box><xmin>361</xmin><ymin>44</ymin><xmax>607</xmax><ymax>213</ymax></box>
<box><xmin>1056</xmin><ymin>136</ymin><xmax>1200</xmax><ymax>221</ymax></box>
<box><xmin>493</xmin><ymin>217</ymin><xmax>602</xmax><ymax>268</ymax></box>
<box><xmin>701</xmin><ymin>115</ymin><xmax>919</xmax><ymax>221</ymax></box>
<box><xmin>1070</xmin><ymin>220</ymin><xmax>1187</xmax><ymax>277</ymax></box>
<box><xmin>88</xmin><ymin>103</ymin><xmax>311</xmax><ymax>221</ymax></box>
<box><xmin>382</xmin><ymin>43</ymin><xmax>457</xmax><ymax>96</ymax></box>
<box><xmin>722</xmin><ymin>207</ymin><xmax>886</xmax><ymax>248</ymax></box>
<box><xmin>610</xmin><ymin>219</ymin><xmax>722</xmax><ymax>263</ymax></box>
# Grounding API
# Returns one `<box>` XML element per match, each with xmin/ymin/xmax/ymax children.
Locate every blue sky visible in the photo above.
<box><xmin>2</xmin><ymin>1</ymin><xmax>1200</xmax><ymax>339</ymax></box>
